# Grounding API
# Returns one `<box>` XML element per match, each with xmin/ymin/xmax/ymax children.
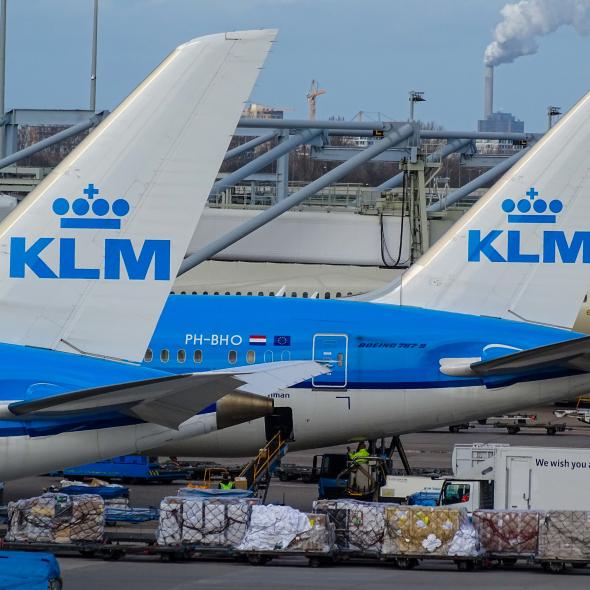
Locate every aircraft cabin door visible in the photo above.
<box><xmin>312</xmin><ymin>333</ymin><xmax>348</xmax><ymax>388</ymax></box>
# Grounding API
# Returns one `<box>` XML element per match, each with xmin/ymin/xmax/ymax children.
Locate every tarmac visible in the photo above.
<box><xmin>4</xmin><ymin>408</ymin><xmax>590</xmax><ymax>588</ymax></box>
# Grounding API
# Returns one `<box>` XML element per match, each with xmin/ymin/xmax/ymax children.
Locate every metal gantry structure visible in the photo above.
<box><xmin>0</xmin><ymin>107</ymin><xmax>539</xmax><ymax>275</ymax></box>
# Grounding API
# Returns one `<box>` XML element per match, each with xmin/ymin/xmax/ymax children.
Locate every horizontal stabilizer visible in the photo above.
<box><xmin>4</xmin><ymin>360</ymin><xmax>326</xmax><ymax>430</ymax></box>
<box><xmin>470</xmin><ymin>336</ymin><xmax>590</xmax><ymax>377</ymax></box>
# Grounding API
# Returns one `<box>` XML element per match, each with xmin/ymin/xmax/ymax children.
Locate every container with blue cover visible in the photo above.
<box><xmin>0</xmin><ymin>551</ymin><xmax>62</xmax><ymax>589</ymax></box>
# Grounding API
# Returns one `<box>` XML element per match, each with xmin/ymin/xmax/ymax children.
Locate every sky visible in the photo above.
<box><xmin>5</xmin><ymin>0</ymin><xmax>590</xmax><ymax>132</ymax></box>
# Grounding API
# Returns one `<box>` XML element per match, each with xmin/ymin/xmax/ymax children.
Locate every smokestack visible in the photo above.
<box><xmin>484</xmin><ymin>65</ymin><xmax>493</xmax><ymax>119</ymax></box>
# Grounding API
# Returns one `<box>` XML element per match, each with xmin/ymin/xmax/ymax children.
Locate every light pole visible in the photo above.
<box><xmin>409</xmin><ymin>90</ymin><xmax>426</xmax><ymax>122</ymax></box>
<box><xmin>547</xmin><ymin>106</ymin><xmax>561</xmax><ymax>130</ymax></box>
<box><xmin>89</xmin><ymin>0</ymin><xmax>98</xmax><ymax>112</ymax></box>
<box><xmin>0</xmin><ymin>0</ymin><xmax>7</xmax><ymax>158</ymax></box>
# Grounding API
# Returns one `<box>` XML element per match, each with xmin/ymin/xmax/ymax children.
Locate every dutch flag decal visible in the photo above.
<box><xmin>249</xmin><ymin>335</ymin><xmax>267</xmax><ymax>346</ymax></box>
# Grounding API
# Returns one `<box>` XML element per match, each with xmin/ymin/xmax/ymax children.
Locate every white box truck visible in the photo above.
<box><xmin>439</xmin><ymin>443</ymin><xmax>590</xmax><ymax>511</ymax></box>
<box><xmin>379</xmin><ymin>475</ymin><xmax>444</xmax><ymax>502</ymax></box>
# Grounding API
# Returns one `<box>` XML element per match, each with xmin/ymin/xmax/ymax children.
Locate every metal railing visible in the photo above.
<box><xmin>238</xmin><ymin>431</ymin><xmax>287</xmax><ymax>489</ymax></box>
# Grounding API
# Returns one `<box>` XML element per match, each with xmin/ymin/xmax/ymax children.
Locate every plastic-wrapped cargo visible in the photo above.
<box><xmin>182</xmin><ymin>499</ymin><xmax>255</xmax><ymax>547</ymax></box>
<box><xmin>447</xmin><ymin>523</ymin><xmax>481</xmax><ymax>557</ymax></box>
<box><xmin>313</xmin><ymin>499</ymin><xmax>387</xmax><ymax>552</ymax></box>
<box><xmin>238</xmin><ymin>505</ymin><xmax>315</xmax><ymax>551</ymax></box>
<box><xmin>6</xmin><ymin>493</ymin><xmax>104</xmax><ymax>544</ymax></box>
<box><xmin>287</xmin><ymin>513</ymin><xmax>334</xmax><ymax>553</ymax></box>
<box><xmin>156</xmin><ymin>496</ymin><xmax>258</xmax><ymax>548</ymax></box>
<box><xmin>156</xmin><ymin>497</ymin><xmax>183</xmax><ymax>546</ymax></box>
<box><xmin>538</xmin><ymin>511</ymin><xmax>590</xmax><ymax>561</ymax></box>
<box><xmin>382</xmin><ymin>506</ymin><xmax>468</xmax><ymax>556</ymax></box>
<box><xmin>472</xmin><ymin>510</ymin><xmax>540</xmax><ymax>555</ymax></box>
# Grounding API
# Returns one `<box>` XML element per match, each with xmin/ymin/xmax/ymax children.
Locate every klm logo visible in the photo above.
<box><xmin>468</xmin><ymin>187</ymin><xmax>590</xmax><ymax>264</ymax></box>
<box><xmin>10</xmin><ymin>184</ymin><xmax>171</xmax><ymax>280</ymax></box>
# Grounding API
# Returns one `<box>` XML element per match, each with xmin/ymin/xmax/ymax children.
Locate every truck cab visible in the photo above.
<box><xmin>438</xmin><ymin>478</ymin><xmax>494</xmax><ymax>512</ymax></box>
<box><xmin>314</xmin><ymin>453</ymin><xmax>349</xmax><ymax>499</ymax></box>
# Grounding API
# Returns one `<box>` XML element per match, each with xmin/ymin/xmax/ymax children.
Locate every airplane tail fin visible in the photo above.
<box><xmin>371</xmin><ymin>89</ymin><xmax>590</xmax><ymax>329</ymax></box>
<box><xmin>0</xmin><ymin>30</ymin><xmax>276</xmax><ymax>361</ymax></box>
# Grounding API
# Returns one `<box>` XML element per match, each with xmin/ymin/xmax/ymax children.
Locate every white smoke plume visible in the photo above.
<box><xmin>485</xmin><ymin>0</ymin><xmax>590</xmax><ymax>66</ymax></box>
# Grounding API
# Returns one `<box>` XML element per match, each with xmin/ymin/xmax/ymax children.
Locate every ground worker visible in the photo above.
<box><xmin>351</xmin><ymin>442</ymin><xmax>370</xmax><ymax>464</ymax></box>
<box><xmin>219</xmin><ymin>475</ymin><xmax>235</xmax><ymax>490</ymax></box>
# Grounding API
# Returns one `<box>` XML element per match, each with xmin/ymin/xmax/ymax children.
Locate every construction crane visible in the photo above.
<box><xmin>307</xmin><ymin>80</ymin><xmax>326</xmax><ymax>121</ymax></box>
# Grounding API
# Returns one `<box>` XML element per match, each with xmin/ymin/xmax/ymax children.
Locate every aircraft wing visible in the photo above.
<box><xmin>470</xmin><ymin>336</ymin><xmax>590</xmax><ymax>376</ymax></box>
<box><xmin>3</xmin><ymin>361</ymin><xmax>325</xmax><ymax>430</ymax></box>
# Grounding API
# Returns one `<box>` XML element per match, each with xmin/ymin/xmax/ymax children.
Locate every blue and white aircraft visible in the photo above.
<box><xmin>0</xmin><ymin>30</ymin><xmax>329</xmax><ymax>481</ymax></box>
<box><xmin>140</xmin><ymin>87</ymin><xmax>590</xmax><ymax>458</ymax></box>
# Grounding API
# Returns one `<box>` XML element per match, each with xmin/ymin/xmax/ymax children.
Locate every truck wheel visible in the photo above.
<box><xmin>501</xmin><ymin>558</ymin><xmax>517</xmax><ymax>566</ymax></box>
<box><xmin>548</xmin><ymin>561</ymin><xmax>566</xmax><ymax>574</ymax></box>
<box><xmin>507</xmin><ymin>426</ymin><xmax>520</xmax><ymax>435</ymax></box>
<box><xmin>449</xmin><ymin>426</ymin><xmax>460</xmax><ymax>433</ymax></box>
<box><xmin>103</xmin><ymin>549</ymin><xmax>124</xmax><ymax>561</ymax></box>
<box><xmin>396</xmin><ymin>557</ymin><xmax>418</xmax><ymax>570</ymax></box>
<box><xmin>247</xmin><ymin>554</ymin><xmax>270</xmax><ymax>566</ymax></box>
<box><xmin>546</xmin><ymin>427</ymin><xmax>557</xmax><ymax>436</ymax></box>
<box><xmin>456</xmin><ymin>560</ymin><xmax>475</xmax><ymax>571</ymax></box>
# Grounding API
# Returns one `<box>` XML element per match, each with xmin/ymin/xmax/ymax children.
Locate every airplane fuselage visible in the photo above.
<box><xmin>143</xmin><ymin>295</ymin><xmax>588</xmax><ymax>457</ymax></box>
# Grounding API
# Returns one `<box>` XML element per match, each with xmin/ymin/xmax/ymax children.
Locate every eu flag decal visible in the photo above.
<box><xmin>274</xmin><ymin>335</ymin><xmax>291</xmax><ymax>346</ymax></box>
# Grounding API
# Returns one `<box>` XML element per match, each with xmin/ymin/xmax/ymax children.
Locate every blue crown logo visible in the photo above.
<box><xmin>52</xmin><ymin>184</ymin><xmax>130</xmax><ymax>230</ymax></box>
<box><xmin>502</xmin><ymin>187</ymin><xmax>562</xmax><ymax>224</ymax></box>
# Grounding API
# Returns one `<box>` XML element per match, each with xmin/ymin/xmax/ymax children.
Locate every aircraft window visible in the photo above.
<box><xmin>180</xmin><ymin>291</ymin><xmax>186</xmax><ymax>295</ymax></box>
<box><xmin>347</xmin><ymin>292</ymin><xmax>353</xmax><ymax>297</ymax></box>
<box><xmin>264</xmin><ymin>350</ymin><xmax>274</xmax><ymax>363</ymax></box>
<box><xmin>177</xmin><ymin>349</ymin><xmax>186</xmax><ymax>363</ymax></box>
<box><xmin>203</xmin><ymin>291</ymin><xmax>208</xmax><ymax>295</ymax></box>
<box><xmin>236</xmin><ymin>291</ymin><xmax>242</xmax><ymax>296</ymax></box>
<box><xmin>228</xmin><ymin>350</ymin><xmax>237</xmax><ymax>364</ymax></box>
<box><xmin>337</xmin><ymin>352</ymin><xmax>344</xmax><ymax>367</ymax></box>
<box><xmin>269</xmin><ymin>291</ymin><xmax>275</xmax><ymax>296</ymax></box>
<box><xmin>258</xmin><ymin>291</ymin><xmax>264</xmax><ymax>296</ymax></box>
<box><xmin>247</xmin><ymin>350</ymin><xmax>256</xmax><ymax>364</ymax></box>
<box><xmin>160</xmin><ymin>349</ymin><xmax>169</xmax><ymax>363</ymax></box>
<box><xmin>192</xmin><ymin>291</ymin><xmax>197</xmax><ymax>295</ymax></box>
<box><xmin>281</xmin><ymin>350</ymin><xmax>291</xmax><ymax>361</ymax></box>
<box><xmin>325</xmin><ymin>292</ymin><xmax>331</xmax><ymax>299</ymax></box>
<box><xmin>247</xmin><ymin>291</ymin><xmax>253</xmax><ymax>296</ymax></box>
<box><xmin>302</xmin><ymin>292</ymin><xmax>309</xmax><ymax>298</ymax></box>
<box><xmin>194</xmin><ymin>349</ymin><xmax>202</xmax><ymax>364</ymax></box>
<box><xmin>214</xmin><ymin>291</ymin><xmax>219</xmax><ymax>295</ymax></box>
<box><xmin>336</xmin><ymin>292</ymin><xmax>342</xmax><ymax>298</ymax></box>
<box><xmin>291</xmin><ymin>292</ymin><xmax>297</xmax><ymax>298</ymax></box>
<box><xmin>144</xmin><ymin>348</ymin><xmax>153</xmax><ymax>363</ymax></box>
<box><xmin>170</xmin><ymin>291</ymin><xmax>176</xmax><ymax>295</ymax></box>
<box><xmin>225</xmin><ymin>291</ymin><xmax>230</xmax><ymax>295</ymax></box>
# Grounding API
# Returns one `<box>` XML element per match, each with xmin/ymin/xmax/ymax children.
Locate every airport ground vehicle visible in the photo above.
<box><xmin>313</xmin><ymin>453</ymin><xmax>387</xmax><ymax>500</ymax></box>
<box><xmin>379</xmin><ymin>475</ymin><xmax>444</xmax><ymax>503</ymax></box>
<box><xmin>449</xmin><ymin>415</ymin><xmax>567</xmax><ymax>435</ymax></box>
<box><xmin>440</xmin><ymin>443</ymin><xmax>590</xmax><ymax>511</ymax></box>
<box><xmin>58</xmin><ymin>455</ymin><xmax>191</xmax><ymax>484</ymax></box>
